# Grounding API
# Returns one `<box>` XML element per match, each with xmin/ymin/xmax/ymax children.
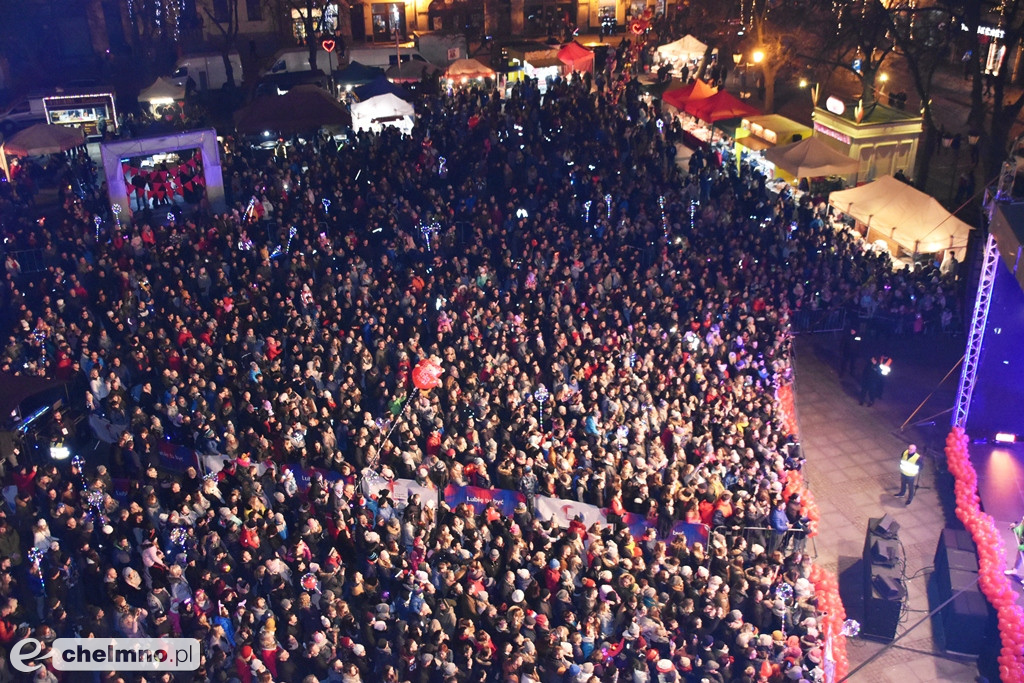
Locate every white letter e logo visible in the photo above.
<box><xmin>10</xmin><ymin>637</ymin><xmax>45</xmax><ymax>673</ymax></box>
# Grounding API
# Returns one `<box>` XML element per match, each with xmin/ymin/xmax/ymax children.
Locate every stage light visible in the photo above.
<box><xmin>995</xmin><ymin>433</ymin><xmax>1017</xmax><ymax>443</ymax></box>
<box><xmin>50</xmin><ymin>442</ymin><xmax>70</xmax><ymax>460</ymax></box>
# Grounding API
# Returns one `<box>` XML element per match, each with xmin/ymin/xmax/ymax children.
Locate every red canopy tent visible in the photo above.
<box><xmin>683</xmin><ymin>90</ymin><xmax>761</xmax><ymax>122</ymax></box>
<box><xmin>557</xmin><ymin>42</ymin><xmax>595</xmax><ymax>73</ymax></box>
<box><xmin>662</xmin><ymin>80</ymin><xmax>717</xmax><ymax>110</ymax></box>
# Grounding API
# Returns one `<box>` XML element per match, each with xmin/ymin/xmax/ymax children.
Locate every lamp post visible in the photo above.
<box><xmin>798</xmin><ymin>78</ymin><xmax>820</xmax><ymax>106</ymax></box>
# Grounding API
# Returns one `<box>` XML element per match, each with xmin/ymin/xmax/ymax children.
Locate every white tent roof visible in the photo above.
<box><xmin>764</xmin><ymin>136</ymin><xmax>859</xmax><ymax>177</ymax></box>
<box><xmin>350</xmin><ymin>93</ymin><xmax>415</xmax><ymax>121</ymax></box>
<box><xmin>139</xmin><ymin>77</ymin><xmax>186</xmax><ymax>103</ymax></box>
<box><xmin>656</xmin><ymin>35</ymin><xmax>708</xmax><ymax>61</ymax></box>
<box><xmin>828</xmin><ymin>175</ymin><xmax>973</xmax><ymax>255</ymax></box>
<box><xmin>445</xmin><ymin>58</ymin><xmax>495</xmax><ymax>80</ymax></box>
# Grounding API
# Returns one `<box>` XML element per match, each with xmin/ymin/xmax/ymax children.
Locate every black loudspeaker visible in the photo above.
<box><xmin>862</xmin><ymin>519</ymin><xmax>904</xmax><ymax>641</ymax></box>
<box><xmin>871</xmin><ymin>538</ymin><xmax>899</xmax><ymax>567</ymax></box>
<box><xmin>934</xmin><ymin>530</ymin><xmax>991</xmax><ymax>655</ymax></box>
<box><xmin>871</xmin><ymin>514</ymin><xmax>901</xmax><ymax>539</ymax></box>
<box><xmin>873</xmin><ymin>573</ymin><xmax>902</xmax><ymax>600</ymax></box>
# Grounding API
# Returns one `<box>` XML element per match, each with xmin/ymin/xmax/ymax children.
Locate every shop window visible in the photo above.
<box><xmin>292</xmin><ymin>8</ymin><xmax>323</xmax><ymax>42</ymax></box>
<box><xmin>372</xmin><ymin>3</ymin><xmax>406</xmax><ymax>40</ymax></box>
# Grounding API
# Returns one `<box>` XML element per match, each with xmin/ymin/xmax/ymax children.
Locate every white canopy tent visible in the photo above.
<box><xmin>656</xmin><ymin>35</ymin><xmax>713</xmax><ymax>73</ymax></box>
<box><xmin>763</xmin><ymin>136</ymin><xmax>860</xmax><ymax>178</ymax></box>
<box><xmin>138</xmin><ymin>77</ymin><xmax>186</xmax><ymax>110</ymax></box>
<box><xmin>350</xmin><ymin>93</ymin><xmax>416</xmax><ymax>134</ymax></box>
<box><xmin>828</xmin><ymin>175</ymin><xmax>973</xmax><ymax>258</ymax></box>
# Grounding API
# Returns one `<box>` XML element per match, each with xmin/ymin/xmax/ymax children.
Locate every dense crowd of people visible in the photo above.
<box><xmin>0</xmin><ymin>58</ymin><xmax>961</xmax><ymax>683</ymax></box>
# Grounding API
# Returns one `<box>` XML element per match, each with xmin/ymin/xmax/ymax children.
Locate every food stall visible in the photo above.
<box><xmin>734</xmin><ymin>114</ymin><xmax>812</xmax><ymax>181</ymax></box>
<box><xmin>678</xmin><ymin>90</ymin><xmax>760</xmax><ymax>149</ymax></box>
<box><xmin>42</xmin><ymin>88</ymin><xmax>118</xmax><ymax>138</ymax></box>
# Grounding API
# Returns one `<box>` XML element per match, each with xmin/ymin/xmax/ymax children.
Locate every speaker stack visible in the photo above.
<box><xmin>934</xmin><ymin>528</ymin><xmax>991</xmax><ymax>656</ymax></box>
<box><xmin>863</xmin><ymin>515</ymin><xmax>903</xmax><ymax>641</ymax></box>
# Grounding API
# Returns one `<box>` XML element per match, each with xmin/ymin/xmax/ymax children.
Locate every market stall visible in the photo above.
<box><xmin>655</xmin><ymin>35</ymin><xmax>711</xmax><ymax>76</ymax></box>
<box><xmin>445</xmin><ymin>58</ymin><xmax>496</xmax><ymax>85</ymax></box>
<box><xmin>334</xmin><ymin>62</ymin><xmax>386</xmax><ymax>91</ymax></box>
<box><xmin>354</xmin><ymin>75</ymin><xmax>412</xmax><ymax>102</ymax></box>
<box><xmin>557</xmin><ymin>42</ymin><xmax>595</xmax><ymax>74</ymax></box>
<box><xmin>734</xmin><ymin>114</ymin><xmax>812</xmax><ymax>180</ymax></box>
<box><xmin>42</xmin><ymin>88</ymin><xmax>118</xmax><ymax>137</ymax></box>
<box><xmin>0</xmin><ymin>123</ymin><xmax>86</xmax><ymax>181</ymax></box>
<box><xmin>386</xmin><ymin>60</ymin><xmax>441</xmax><ymax>84</ymax></box>
<box><xmin>828</xmin><ymin>174</ymin><xmax>973</xmax><ymax>260</ymax></box>
<box><xmin>351</xmin><ymin>93</ymin><xmax>416</xmax><ymax>135</ymax></box>
<box><xmin>763</xmin><ymin>135</ymin><xmax>860</xmax><ymax>184</ymax></box>
<box><xmin>676</xmin><ymin>90</ymin><xmax>760</xmax><ymax>148</ymax></box>
<box><xmin>234</xmin><ymin>85</ymin><xmax>352</xmax><ymax>136</ymax></box>
<box><xmin>662</xmin><ymin>79</ymin><xmax>716</xmax><ymax>112</ymax></box>
<box><xmin>138</xmin><ymin>77</ymin><xmax>186</xmax><ymax>114</ymax></box>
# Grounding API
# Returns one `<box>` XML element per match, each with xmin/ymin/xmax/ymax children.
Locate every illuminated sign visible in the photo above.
<box><xmin>825</xmin><ymin>96</ymin><xmax>846</xmax><ymax>116</ymax></box>
<box><xmin>962</xmin><ymin>24</ymin><xmax>1005</xmax><ymax>39</ymax></box>
<box><xmin>814</xmin><ymin>122</ymin><xmax>851</xmax><ymax>145</ymax></box>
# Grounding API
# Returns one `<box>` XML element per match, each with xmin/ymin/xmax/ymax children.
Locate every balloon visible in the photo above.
<box><xmin>412</xmin><ymin>358</ymin><xmax>444</xmax><ymax>391</ymax></box>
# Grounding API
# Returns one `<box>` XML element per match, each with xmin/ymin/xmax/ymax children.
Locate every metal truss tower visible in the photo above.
<box><xmin>952</xmin><ymin>232</ymin><xmax>1000</xmax><ymax>429</ymax></box>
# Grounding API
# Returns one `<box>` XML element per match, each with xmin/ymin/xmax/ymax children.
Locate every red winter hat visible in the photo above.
<box><xmin>240</xmin><ymin>645</ymin><xmax>253</xmax><ymax>660</ymax></box>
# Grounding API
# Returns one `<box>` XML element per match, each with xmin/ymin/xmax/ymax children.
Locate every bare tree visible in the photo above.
<box><xmin>810</xmin><ymin>0</ymin><xmax>896</xmax><ymax>106</ymax></box>
<box><xmin>199</xmin><ymin>0</ymin><xmax>242</xmax><ymax>87</ymax></box>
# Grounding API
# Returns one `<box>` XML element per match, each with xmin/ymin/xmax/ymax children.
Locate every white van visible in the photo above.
<box><xmin>345</xmin><ymin>45</ymin><xmax>429</xmax><ymax>69</ymax></box>
<box><xmin>171</xmin><ymin>52</ymin><xmax>243</xmax><ymax>90</ymax></box>
<box><xmin>261</xmin><ymin>47</ymin><xmax>331</xmax><ymax>76</ymax></box>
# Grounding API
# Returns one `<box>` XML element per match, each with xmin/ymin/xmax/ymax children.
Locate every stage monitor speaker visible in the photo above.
<box><xmin>873</xmin><ymin>573</ymin><xmax>902</xmax><ymax>600</ymax></box>
<box><xmin>871</xmin><ymin>513</ymin><xmax>901</xmax><ymax>539</ymax></box>
<box><xmin>871</xmin><ymin>538</ymin><xmax>899</xmax><ymax>567</ymax></box>
<box><xmin>863</xmin><ymin>567</ymin><xmax>903</xmax><ymax>641</ymax></box>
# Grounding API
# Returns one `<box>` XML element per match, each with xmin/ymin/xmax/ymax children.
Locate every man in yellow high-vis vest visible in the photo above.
<box><xmin>896</xmin><ymin>444</ymin><xmax>920</xmax><ymax>505</ymax></box>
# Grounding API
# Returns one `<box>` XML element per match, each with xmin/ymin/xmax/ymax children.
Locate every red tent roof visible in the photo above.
<box><xmin>683</xmin><ymin>90</ymin><xmax>761</xmax><ymax>123</ymax></box>
<box><xmin>557</xmin><ymin>42</ymin><xmax>594</xmax><ymax>72</ymax></box>
<box><xmin>662</xmin><ymin>80</ymin><xmax>717</xmax><ymax>110</ymax></box>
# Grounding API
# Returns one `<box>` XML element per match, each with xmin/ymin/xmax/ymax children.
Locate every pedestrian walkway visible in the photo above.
<box><xmin>792</xmin><ymin>332</ymin><xmax>982</xmax><ymax>682</ymax></box>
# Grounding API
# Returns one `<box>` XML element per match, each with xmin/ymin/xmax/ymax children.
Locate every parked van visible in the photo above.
<box><xmin>170</xmin><ymin>52</ymin><xmax>243</xmax><ymax>90</ymax></box>
<box><xmin>261</xmin><ymin>47</ymin><xmax>334</xmax><ymax>76</ymax></box>
<box><xmin>344</xmin><ymin>45</ymin><xmax>429</xmax><ymax>69</ymax></box>
<box><xmin>0</xmin><ymin>96</ymin><xmax>45</xmax><ymax>136</ymax></box>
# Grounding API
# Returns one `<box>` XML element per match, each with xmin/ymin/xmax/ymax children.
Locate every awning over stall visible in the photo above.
<box><xmin>828</xmin><ymin>175</ymin><xmax>973</xmax><ymax>256</ymax></box>
<box><xmin>662</xmin><ymin>79</ymin><xmax>717</xmax><ymax>110</ymax></box>
<box><xmin>764</xmin><ymin>136</ymin><xmax>860</xmax><ymax>178</ymax></box>
<box><xmin>558</xmin><ymin>42</ymin><xmax>594</xmax><ymax>73</ymax></box>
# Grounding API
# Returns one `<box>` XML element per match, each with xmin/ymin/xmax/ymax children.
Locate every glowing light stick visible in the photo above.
<box><xmin>322</xmin><ymin>198</ymin><xmax>331</xmax><ymax>214</ymax></box>
<box><xmin>94</xmin><ymin>215</ymin><xmax>102</xmax><ymax>241</ymax></box>
<box><xmin>111</xmin><ymin>204</ymin><xmax>122</xmax><ymax>235</ymax></box>
<box><xmin>286</xmin><ymin>226</ymin><xmax>298</xmax><ymax>253</ymax></box>
<box><xmin>584</xmin><ymin>200</ymin><xmax>592</xmax><ymax>224</ymax></box>
<box><xmin>438</xmin><ymin>157</ymin><xmax>447</xmax><ymax>175</ymax></box>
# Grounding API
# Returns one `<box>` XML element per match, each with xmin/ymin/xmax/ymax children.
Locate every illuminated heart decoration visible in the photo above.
<box><xmin>322</xmin><ymin>39</ymin><xmax>336</xmax><ymax>53</ymax></box>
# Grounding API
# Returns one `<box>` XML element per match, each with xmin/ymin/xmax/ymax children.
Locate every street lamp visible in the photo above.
<box><xmin>799</xmin><ymin>77</ymin><xmax>820</xmax><ymax>106</ymax></box>
<box><xmin>752</xmin><ymin>49</ymin><xmax>765</xmax><ymax>64</ymax></box>
<box><xmin>733</xmin><ymin>53</ymin><xmax>742</xmax><ymax>66</ymax></box>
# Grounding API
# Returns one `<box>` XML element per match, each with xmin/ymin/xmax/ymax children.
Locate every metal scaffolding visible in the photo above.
<box><xmin>952</xmin><ymin>232</ymin><xmax>1000</xmax><ymax>429</ymax></box>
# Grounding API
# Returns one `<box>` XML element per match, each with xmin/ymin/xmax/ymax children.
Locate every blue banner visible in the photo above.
<box><xmin>157</xmin><ymin>442</ymin><xmax>200</xmax><ymax>474</ymax></box>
